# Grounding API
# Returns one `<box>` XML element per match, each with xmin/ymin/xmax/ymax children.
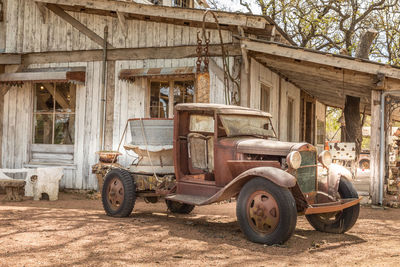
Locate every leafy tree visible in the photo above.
<box><xmin>212</xmin><ymin>0</ymin><xmax>400</xmax><ymax>65</ymax></box>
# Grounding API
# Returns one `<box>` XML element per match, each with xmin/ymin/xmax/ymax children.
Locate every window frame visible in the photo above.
<box><xmin>32</xmin><ymin>82</ymin><xmax>76</xmax><ymax>145</ymax></box>
<box><xmin>287</xmin><ymin>97</ymin><xmax>295</xmax><ymax>142</ymax></box>
<box><xmin>260</xmin><ymin>83</ymin><xmax>271</xmax><ymax>113</ymax></box>
<box><xmin>173</xmin><ymin>0</ymin><xmax>194</xmax><ymax>8</ymax></box>
<box><xmin>147</xmin><ymin>77</ymin><xmax>195</xmax><ymax>118</ymax></box>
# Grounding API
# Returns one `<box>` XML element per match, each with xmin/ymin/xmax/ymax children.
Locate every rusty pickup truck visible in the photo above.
<box><xmin>97</xmin><ymin>103</ymin><xmax>361</xmax><ymax>245</ymax></box>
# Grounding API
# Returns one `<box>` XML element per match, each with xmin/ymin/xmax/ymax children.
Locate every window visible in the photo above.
<box><xmin>150</xmin><ymin>80</ymin><xmax>194</xmax><ymax>118</ymax></box>
<box><xmin>33</xmin><ymin>82</ymin><xmax>76</xmax><ymax>145</ymax></box>
<box><xmin>260</xmin><ymin>84</ymin><xmax>270</xmax><ymax>113</ymax></box>
<box><xmin>174</xmin><ymin>0</ymin><xmax>193</xmax><ymax>8</ymax></box>
<box><xmin>287</xmin><ymin>97</ymin><xmax>295</xmax><ymax>141</ymax></box>
<box><xmin>149</xmin><ymin>0</ymin><xmax>163</xmax><ymax>5</ymax></box>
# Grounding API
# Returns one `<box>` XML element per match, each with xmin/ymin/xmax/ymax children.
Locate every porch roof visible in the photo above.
<box><xmin>0</xmin><ymin>67</ymin><xmax>86</xmax><ymax>85</ymax></box>
<box><xmin>119</xmin><ymin>67</ymin><xmax>196</xmax><ymax>81</ymax></box>
<box><xmin>241</xmin><ymin>38</ymin><xmax>400</xmax><ymax>114</ymax></box>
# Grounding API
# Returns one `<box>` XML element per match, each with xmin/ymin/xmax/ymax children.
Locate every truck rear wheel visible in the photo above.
<box><xmin>102</xmin><ymin>169</ymin><xmax>136</xmax><ymax>217</ymax></box>
<box><xmin>165</xmin><ymin>200</ymin><xmax>195</xmax><ymax>214</ymax></box>
<box><xmin>236</xmin><ymin>177</ymin><xmax>297</xmax><ymax>245</ymax></box>
<box><xmin>306</xmin><ymin>177</ymin><xmax>360</xmax><ymax>234</ymax></box>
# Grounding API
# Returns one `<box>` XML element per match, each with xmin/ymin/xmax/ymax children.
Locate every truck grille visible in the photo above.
<box><xmin>296</xmin><ymin>151</ymin><xmax>317</xmax><ymax>193</ymax></box>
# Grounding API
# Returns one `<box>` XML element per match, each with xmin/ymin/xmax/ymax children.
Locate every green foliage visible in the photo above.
<box><xmin>325</xmin><ymin>107</ymin><xmax>342</xmax><ymax>141</ymax></box>
<box><xmin>223</xmin><ymin>0</ymin><xmax>400</xmax><ymax>65</ymax></box>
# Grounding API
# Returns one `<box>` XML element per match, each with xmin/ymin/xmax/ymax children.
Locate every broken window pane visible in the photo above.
<box><xmin>150</xmin><ymin>81</ymin><xmax>169</xmax><ymax>118</ymax></box>
<box><xmin>34</xmin><ymin>83</ymin><xmax>54</xmax><ymax>112</ymax></box>
<box><xmin>34</xmin><ymin>114</ymin><xmax>53</xmax><ymax>144</ymax></box>
<box><xmin>55</xmin><ymin>83</ymin><xmax>76</xmax><ymax>112</ymax></box>
<box><xmin>54</xmin><ymin>114</ymin><xmax>75</xmax><ymax>145</ymax></box>
<box><xmin>174</xmin><ymin>81</ymin><xmax>194</xmax><ymax>105</ymax></box>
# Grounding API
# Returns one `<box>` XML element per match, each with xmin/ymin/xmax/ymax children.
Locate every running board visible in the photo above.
<box><xmin>165</xmin><ymin>194</ymin><xmax>211</xmax><ymax>206</ymax></box>
<box><xmin>304</xmin><ymin>197</ymin><xmax>362</xmax><ymax>215</ymax></box>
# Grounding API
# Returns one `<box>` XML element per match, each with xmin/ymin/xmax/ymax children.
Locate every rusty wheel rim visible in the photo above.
<box><xmin>107</xmin><ymin>177</ymin><xmax>124</xmax><ymax>211</ymax></box>
<box><xmin>247</xmin><ymin>190</ymin><xmax>280</xmax><ymax>234</ymax></box>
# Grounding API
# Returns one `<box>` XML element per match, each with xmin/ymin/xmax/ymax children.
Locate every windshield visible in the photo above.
<box><xmin>219</xmin><ymin>114</ymin><xmax>276</xmax><ymax>138</ymax></box>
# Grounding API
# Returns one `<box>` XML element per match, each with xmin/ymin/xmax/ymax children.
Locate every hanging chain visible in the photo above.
<box><xmin>196</xmin><ymin>32</ymin><xmax>203</xmax><ymax>73</ymax></box>
<box><xmin>196</xmin><ymin>29</ymin><xmax>211</xmax><ymax>73</ymax></box>
<box><xmin>203</xmin><ymin>32</ymin><xmax>210</xmax><ymax>72</ymax></box>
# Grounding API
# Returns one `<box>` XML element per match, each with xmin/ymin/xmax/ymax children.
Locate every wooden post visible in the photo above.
<box><xmin>370</xmin><ymin>90</ymin><xmax>381</xmax><ymax>204</ymax></box>
<box><xmin>0</xmin><ymin>88</ymin><xmax>3</xmax><ymax>168</ymax></box>
<box><xmin>240</xmin><ymin>56</ymin><xmax>250</xmax><ymax>107</ymax></box>
<box><xmin>104</xmin><ymin>60</ymin><xmax>115</xmax><ymax>151</ymax></box>
<box><xmin>0</xmin><ymin>65</ymin><xmax>4</xmax><ymax>168</ymax></box>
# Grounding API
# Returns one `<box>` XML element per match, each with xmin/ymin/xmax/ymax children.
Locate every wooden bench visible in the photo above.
<box><xmin>0</xmin><ymin>179</ymin><xmax>26</xmax><ymax>201</ymax></box>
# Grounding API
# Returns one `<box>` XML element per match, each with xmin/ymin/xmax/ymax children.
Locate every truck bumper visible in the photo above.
<box><xmin>304</xmin><ymin>197</ymin><xmax>362</xmax><ymax>215</ymax></box>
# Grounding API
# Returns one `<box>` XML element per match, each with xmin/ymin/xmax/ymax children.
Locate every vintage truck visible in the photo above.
<box><xmin>98</xmin><ymin>103</ymin><xmax>361</xmax><ymax>245</ymax></box>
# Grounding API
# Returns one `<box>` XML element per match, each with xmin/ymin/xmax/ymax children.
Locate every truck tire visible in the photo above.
<box><xmin>102</xmin><ymin>169</ymin><xmax>136</xmax><ymax>217</ymax></box>
<box><xmin>306</xmin><ymin>177</ymin><xmax>360</xmax><ymax>234</ymax></box>
<box><xmin>165</xmin><ymin>200</ymin><xmax>195</xmax><ymax>214</ymax></box>
<box><xmin>236</xmin><ymin>177</ymin><xmax>297</xmax><ymax>245</ymax></box>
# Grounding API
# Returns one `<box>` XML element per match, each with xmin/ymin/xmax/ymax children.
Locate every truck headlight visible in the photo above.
<box><xmin>287</xmin><ymin>151</ymin><xmax>302</xmax><ymax>170</ymax></box>
<box><xmin>319</xmin><ymin>150</ymin><xmax>332</xmax><ymax>168</ymax></box>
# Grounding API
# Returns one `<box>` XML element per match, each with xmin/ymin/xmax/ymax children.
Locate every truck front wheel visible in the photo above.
<box><xmin>236</xmin><ymin>177</ymin><xmax>297</xmax><ymax>245</ymax></box>
<box><xmin>102</xmin><ymin>169</ymin><xmax>136</xmax><ymax>217</ymax></box>
<box><xmin>306</xmin><ymin>177</ymin><xmax>360</xmax><ymax>234</ymax></box>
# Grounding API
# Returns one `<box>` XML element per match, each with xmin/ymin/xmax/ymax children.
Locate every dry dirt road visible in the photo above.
<box><xmin>0</xmin><ymin>192</ymin><xmax>399</xmax><ymax>267</ymax></box>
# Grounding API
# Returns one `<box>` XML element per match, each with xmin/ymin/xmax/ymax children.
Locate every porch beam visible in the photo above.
<box><xmin>21</xmin><ymin>44</ymin><xmax>241</xmax><ymax>65</ymax></box>
<box><xmin>45</xmin><ymin>4</ymin><xmax>115</xmax><ymax>49</ymax></box>
<box><xmin>0</xmin><ymin>54</ymin><xmax>22</xmax><ymax>65</ymax></box>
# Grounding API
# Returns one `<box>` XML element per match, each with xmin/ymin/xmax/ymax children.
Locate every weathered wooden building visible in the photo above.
<box><xmin>0</xmin><ymin>0</ymin><xmax>325</xmax><ymax>190</ymax></box>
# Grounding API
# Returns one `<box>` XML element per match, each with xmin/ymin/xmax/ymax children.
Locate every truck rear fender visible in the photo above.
<box><xmin>215</xmin><ymin>167</ymin><xmax>297</xmax><ymax>201</ymax></box>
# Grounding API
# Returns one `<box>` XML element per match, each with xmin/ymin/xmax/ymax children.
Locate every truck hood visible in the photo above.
<box><xmin>236</xmin><ymin>139</ymin><xmax>309</xmax><ymax>156</ymax></box>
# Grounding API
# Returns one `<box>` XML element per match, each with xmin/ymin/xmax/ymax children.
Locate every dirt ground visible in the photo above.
<box><xmin>0</xmin><ymin>193</ymin><xmax>399</xmax><ymax>267</ymax></box>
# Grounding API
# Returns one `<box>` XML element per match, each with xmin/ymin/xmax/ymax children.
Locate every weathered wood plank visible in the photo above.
<box><xmin>35</xmin><ymin>0</ymin><xmax>268</xmax><ymax>30</ymax></box>
<box><xmin>0</xmin><ymin>54</ymin><xmax>22</xmax><ymax>65</ymax></box>
<box><xmin>104</xmin><ymin>61</ymin><xmax>115</xmax><ymax>150</ymax></box>
<box><xmin>45</xmin><ymin>4</ymin><xmax>115</xmax><ymax>49</ymax></box>
<box><xmin>243</xmin><ymin>39</ymin><xmax>400</xmax><ymax>80</ymax></box>
<box><xmin>31</xmin><ymin>144</ymin><xmax>75</xmax><ymax>154</ymax></box>
<box><xmin>116</xmin><ymin>11</ymin><xmax>128</xmax><ymax>39</ymax></box>
<box><xmin>22</xmin><ymin>44</ymin><xmax>241</xmax><ymax>64</ymax></box>
<box><xmin>5</xmin><ymin>0</ymin><xmax>17</xmax><ymax>52</ymax></box>
<box><xmin>370</xmin><ymin>90</ymin><xmax>381</xmax><ymax>204</ymax></box>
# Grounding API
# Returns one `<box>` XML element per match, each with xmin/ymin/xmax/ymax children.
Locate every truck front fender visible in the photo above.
<box><xmin>206</xmin><ymin>167</ymin><xmax>297</xmax><ymax>204</ymax></box>
<box><xmin>318</xmin><ymin>164</ymin><xmax>353</xmax><ymax>199</ymax></box>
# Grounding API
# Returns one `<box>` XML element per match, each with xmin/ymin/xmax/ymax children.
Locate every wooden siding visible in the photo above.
<box><xmin>4</xmin><ymin>0</ymin><xmax>232</xmax><ymax>53</ymax></box>
<box><xmin>1</xmin><ymin>57</ymin><xmax>228</xmax><ymax>189</ymax></box>
<box><xmin>1</xmin><ymin>83</ymin><xmax>32</xmax><ymax>171</ymax></box>
<box><xmin>1</xmin><ymin>61</ymin><xmax>102</xmax><ymax>189</ymax></box>
<box><xmin>0</xmin><ymin>0</ymin><xmax>5</xmax><ymax>52</ymax></box>
<box><xmin>250</xmin><ymin>58</ymin><xmax>301</xmax><ymax>142</ymax></box>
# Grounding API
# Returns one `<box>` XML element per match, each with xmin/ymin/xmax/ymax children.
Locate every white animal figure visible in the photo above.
<box><xmin>25</xmin><ymin>167</ymin><xmax>64</xmax><ymax>201</ymax></box>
